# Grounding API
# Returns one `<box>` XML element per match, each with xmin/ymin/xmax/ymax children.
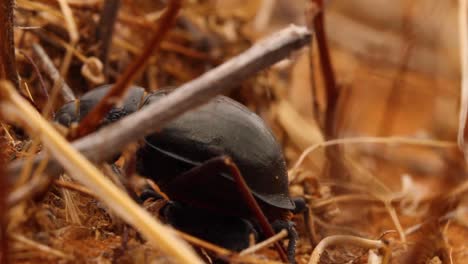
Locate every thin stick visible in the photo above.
<box><xmin>31</xmin><ymin>30</ymin><xmax>88</xmax><ymax>63</ymax></box>
<box><xmin>311</xmin><ymin>0</ymin><xmax>337</xmax><ymax>136</ymax></box>
<box><xmin>384</xmin><ymin>201</ymin><xmax>406</xmax><ymax>249</ymax></box>
<box><xmin>19</xmin><ymin>51</ymin><xmax>49</xmax><ymax>99</ymax></box>
<box><xmin>74</xmin><ymin>0</ymin><xmax>182</xmax><ymax>139</ymax></box>
<box><xmin>311</xmin><ymin>194</ymin><xmax>378</xmax><ymax>208</ymax></box>
<box><xmin>0</xmin><ymin>81</ymin><xmax>204</xmax><ymax>264</ymax></box>
<box><xmin>7</xmin><ymin>172</ymin><xmax>50</xmax><ymax>206</ymax></box>
<box><xmin>56</xmin><ymin>0</ymin><xmax>79</xmax><ymax>93</ymax></box>
<box><xmin>307</xmin><ymin>235</ymin><xmax>386</xmax><ymax>264</ymax></box>
<box><xmin>174</xmin><ymin>229</ymin><xmax>232</xmax><ymax>256</ymax></box>
<box><xmin>305</xmin><ymin>2</ymin><xmax>320</xmax><ymax>124</ymax></box>
<box><xmin>0</xmin><ymin>126</ymin><xmax>9</xmax><ymax>264</ymax></box>
<box><xmin>54</xmin><ymin>179</ymin><xmax>95</xmax><ymax>197</ymax></box>
<box><xmin>11</xmin><ymin>234</ymin><xmax>72</xmax><ymax>260</ymax></box>
<box><xmin>6</xmin><ymin>25</ymin><xmax>312</xmax><ymax>185</ymax></box>
<box><xmin>458</xmin><ymin>0</ymin><xmax>468</xmax><ymax>155</ymax></box>
<box><xmin>240</xmin><ymin>229</ymin><xmax>288</xmax><ymax>256</ymax></box>
<box><xmin>32</xmin><ymin>44</ymin><xmax>76</xmax><ymax>102</ymax></box>
<box><xmin>96</xmin><ymin>0</ymin><xmax>121</xmax><ymax>77</ymax></box>
<box><xmin>291</xmin><ymin>136</ymin><xmax>457</xmax><ymax>172</ymax></box>
<box><xmin>57</xmin><ymin>0</ymin><xmax>79</xmax><ymax>44</ymax></box>
<box><xmin>0</xmin><ymin>0</ymin><xmax>18</xmax><ymax>88</ymax></box>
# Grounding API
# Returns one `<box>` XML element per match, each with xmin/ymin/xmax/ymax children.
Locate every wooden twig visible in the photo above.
<box><xmin>32</xmin><ymin>44</ymin><xmax>76</xmax><ymax>102</ymax></box>
<box><xmin>240</xmin><ymin>229</ymin><xmax>288</xmax><ymax>256</ymax></box>
<box><xmin>74</xmin><ymin>0</ymin><xmax>182</xmax><ymax>139</ymax></box>
<box><xmin>174</xmin><ymin>229</ymin><xmax>233</xmax><ymax>256</ymax></box>
<box><xmin>96</xmin><ymin>0</ymin><xmax>121</xmax><ymax>77</ymax></box>
<box><xmin>311</xmin><ymin>0</ymin><xmax>337</xmax><ymax>137</ymax></box>
<box><xmin>56</xmin><ymin>0</ymin><xmax>79</xmax><ymax>80</ymax></box>
<box><xmin>6</xmin><ymin>25</ymin><xmax>311</xmax><ymax>185</ymax></box>
<box><xmin>19</xmin><ymin>51</ymin><xmax>49</xmax><ymax>99</ymax></box>
<box><xmin>291</xmin><ymin>136</ymin><xmax>456</xmax><ymax>172</ymax></box>
<box><xmin>0</xmin><ymin>141</ymin><xmax>9</xmax><ymax>263</ymax></box>
<box><xmin>11</xmin><ymin>234</ymin><xmax>72</xmax><ymax>260</ymax></box>
<box><xmin>310</xmin><ymin>0</ymin><xmax>345</xmax><ymax>189</ymax></box>
<box><xmin>0</xmin><ymin>0</ymin><xmax>18</xmax><ymax>88</ymax></box>
<box><xmin>31</xmin><ymin>30</ymin><xmax>88</xmax><ymax>62</ymax></box>
<box><xmin>459</xmin><ymin>0</ymin><xmax>468</xmax><ymax>154</ymax></box>
<box><xmin>7</xmin><ymin>173</ymin><xmax>52</xmax><ymax>206</ymax></box>
<box><xmin>305</xmin><ymin>2</ymin><xmax>320</xmax><ymax>125</ymax></box>
<box><xmin>54</xmin><ymin>179</ymin><xmax>95</xmax><ymax>197</ymax></box>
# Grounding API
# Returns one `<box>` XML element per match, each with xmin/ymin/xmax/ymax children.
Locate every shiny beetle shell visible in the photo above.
<box><xmin>54</xmin><ymin>85</ymin><xmax>295</xmax><ymax>214</ymax></box>
<box><xmin>136</xmin><ymin>90</ymin><xmax>295</xmax><ymax>213</ymax></box>
<box><xmin>55</xmin><ymin>84</ymin><xmax>146</xmax><ymax>127</ymax></box>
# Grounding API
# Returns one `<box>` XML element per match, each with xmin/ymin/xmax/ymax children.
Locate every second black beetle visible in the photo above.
<box><xmin>55</xmin><ymin>85</ymin><xmax>304</xmax><ymax>263</ymax></box>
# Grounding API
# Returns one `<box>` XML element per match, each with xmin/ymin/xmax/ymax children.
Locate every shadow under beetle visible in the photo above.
<box><xmin>55</xmin><ymin>84</ymin><xmax>306</xmax><ymax>263</ymax></box>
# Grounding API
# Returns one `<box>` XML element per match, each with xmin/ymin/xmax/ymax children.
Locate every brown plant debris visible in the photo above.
<box><xmin>2</xmin><ymin>0</ymin><xmax>468</xmax><ymax>263</ymax></box>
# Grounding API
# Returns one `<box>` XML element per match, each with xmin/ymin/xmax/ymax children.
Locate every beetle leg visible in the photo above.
<box><xmin>139</xmin><ymin>186</ymin><xmax>165</xmax><ymax>202</ymax></box>
<box><xmin>272</xmin><ymin>220</ymin><xmax>298</xmax><ymax>264</ymax></box>
<box><xmin>292</xmin><ymin>197</ymin><xmax>307</xmax><ymax>214</ymax></box>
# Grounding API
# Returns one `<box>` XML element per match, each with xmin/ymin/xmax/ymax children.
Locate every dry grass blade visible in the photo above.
<box><xmin>240</xmin><ymin>229</ymin><xmax>288</xmax><ymax>256</ymax></box>
<box><xmin>174</xmin><ymin>229</ymin><xmax>233</xmax><ymax>256</ymax></box>
<box><xmin>97</xmin><ymin>0</ymin><xmax>121</xmax><ymax>76</ymax></box>
<box><xmin>308</xmin><ymin>235</ymin><xmax>386</xmax><ymax>264</ymax></box>
<box><xmin>56</xmin><ymin>0</ymin><xmax>79</xmax><ymax>43</ymax></box>
<box><xmin>0</xmin><ymin>81</ymin><xmax>204</xmax><ymax>264</ymax></box>
<box><xmin>32</xmin><ymin>44</ymin><xmax>75</xmax><ymax>102</ymax></box>
<box><xmin>54</xmin><ymin>178</ymin><xmax>94</xmax><ymax>197</ymax></box>
<box><xmin>56</xmin><ymin>0</ymin><xmax>79</xmax><ymax>90</ymax></box>
<box><xmin>0</xmin><ymin>0</ymin><xmax>18</xmax><ymax>88</ymax></box>
<box><xmin>459</xmin><ymin>0</ymin><xmax>468</xmax><ymax>155</ymax></box>
<box><xmin>11</xmin><ymin>233</ymin><xmax>72</xmax><ymax>260</ymax></box>
<box><xmin>0</xmin><ymin>138</ymin><xmax>9</xmax><ymax>263</ymax></box>
<box><xmin>291</xmin><ymin>136</ymin><xmax>456</xmax><ymax>171</ymax></box>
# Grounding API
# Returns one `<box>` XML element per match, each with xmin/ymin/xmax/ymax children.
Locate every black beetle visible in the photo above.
<box><xmin>55</xmin><ymin>85</ymin><xmax>304</xmax><ymax>263</ymax></box>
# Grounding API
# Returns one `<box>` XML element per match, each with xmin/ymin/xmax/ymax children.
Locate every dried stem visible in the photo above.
<box><xmin>54</xmin><ymin>179</ymin><xmax>94</xmax><ymax>197</ymax></box>
<box><xmin>291</xmin><ymin>136</ymin><xmax>456</xmax><ymax>172</ymax></box>
<box><xmin>0</xmin><ymin>81</ymin><xmax>204</xmax><ymax>264</ymax></box>
<box><xmin>307</xmin><ymin>235</ymin><xmax>386</xmax><ymax>264</ymax></box>
<box><xmin>6</xmin><ymin>25</ymin><xmax>312</xmax><ymax>184</ymax></box>
<box><xmin>378</xmin><ymin>2</ymin><xmax>415</xmax><ymax>137</ymax></box>
<box><xmin>56</xmin><ymin>0</ymin><xmax>78</xmax><ymax>80</ymax></box>
<box><xmin>459</xmin><ymin>0</ymin><xmax>468</xmax><ymax>154</ymax></box>
<box><xmin>0</xmin><ymin>0</ymin><xmax>18</xmax><ymax>88</ymax></box>
<box><xmin>240</xmin><ymin>229</ymin><xmax>288</xmax><ymax>256</ymax></box>
<box><xmin>96</xmin><ymin>0</ymin><xmax>121</xmax><ymax>77</ymax></box>
<box><xmin>305</xmin><ymin>2</ymin><xmax>320</xmax><ymax>124</ymax></box>
<box><xmin>19</xmin><ymin>51</ymin><xmax>48</xmax><ymax>99</ymax></box>
<box><xmin>11</xmin><ymin>234</ymin><xmax>72</xmax><ymax>260</ymax></box>
<box><xmin>311</xmin><ymin>0</ymin><xmax>337</xmax><ymax>136</ymax></box>
<box><xmin>74</xmin><ymin>0</ymin><xmax>182</xmax><ymax>139</ymax></box>
<box><xmin>174</xmin><ymin>229</ymin><xmax>232</xmax><ymax>256</ymax></box>
<box><xmin>0</xmin><ymin>134</ymin><xmax>9</xmax><ymax>263</ymax></box>
<box><xmin>32</xmin><ymin>44</ymin><xmax>75</xmax><ymax>102</ymax></box>
<box><xmin>31</xmin><ymin>30</ymin><xmax>88</xmax><ymax>63</ymax></box>
<box><xmin>384</xmin><ymin>201</ymin><xmax>406</xmax><ymax>249</ymax></box>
